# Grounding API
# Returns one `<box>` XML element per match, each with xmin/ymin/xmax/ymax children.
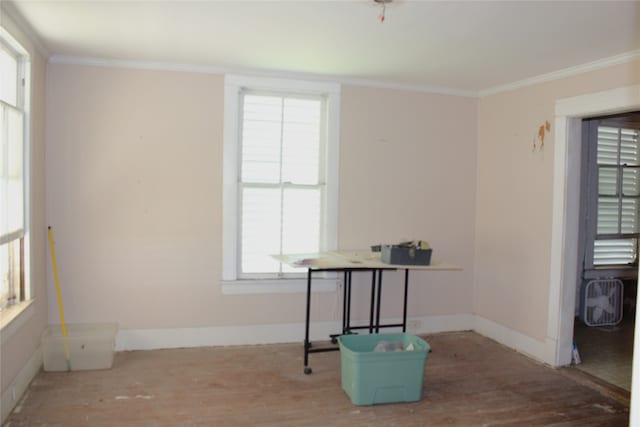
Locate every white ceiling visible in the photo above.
<box><xmin>4</xmin><ymin>0</ymin><xmax>640</xmax><ymax>94</ymax></box>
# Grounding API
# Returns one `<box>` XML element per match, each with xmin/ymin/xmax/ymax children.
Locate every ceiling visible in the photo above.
<box><xmin>4</xmin><ymin>0</ymin><xmax>640</xmax><ymax>95</ymax></box>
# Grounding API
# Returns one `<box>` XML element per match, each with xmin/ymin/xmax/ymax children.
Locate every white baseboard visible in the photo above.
<box><xmin>116</xmin><ymin>321</ymin><xmax>342</xmax><ymax>351</ymax></box>
<box><xmin>1</xmin><ymin>344</ymin><xmax>42</xmax><ymax>425</ymax></box>
<box><xmin>115</xmin><ymin>314</ymin><xmax>474</xmax><ymax>351</ymax></box>
<box><xmin>413</xmin><ymin>313</ymin><xmax>474</xmax><ymax>334</ymax></box>
<box><xmin>473</xmin><ymin>315</ymin><xmax>557</xmax><ymax>366</ymax></box>
<box><xmin>117</xmin><ymin>314</ymin><xmax>558</xmax><ymax>368</ymax></box>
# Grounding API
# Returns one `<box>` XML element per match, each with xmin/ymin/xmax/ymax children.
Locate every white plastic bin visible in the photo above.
<box><xmin>42</xmin><ymin>323</ymin><xmax>118</xmax><ymax>371</ymax></box>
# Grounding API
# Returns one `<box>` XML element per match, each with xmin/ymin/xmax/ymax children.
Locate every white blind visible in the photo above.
<box><xmin>594</xmin><ymin>126</ymin><xmax>640</xmax><ymax>265</ymax></box>
<box><xmin>239</xmin><ymin>93</ymin><xmax>325</xmax><ymax>276</ymax></box>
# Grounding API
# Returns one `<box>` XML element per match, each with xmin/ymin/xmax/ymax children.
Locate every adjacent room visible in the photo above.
<box><xmin>1</xmin><ymin>1</ymin><xmax>640</xmax><ymax>425</ymax></box>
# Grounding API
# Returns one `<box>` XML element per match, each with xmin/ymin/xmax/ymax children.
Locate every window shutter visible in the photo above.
<box><xmin>594</xmin><ymin>126</ymin><xmax>640</xmax><ymax>265</ymax></box>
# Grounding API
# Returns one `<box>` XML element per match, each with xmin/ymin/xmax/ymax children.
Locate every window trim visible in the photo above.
<box><xmin>222</xmin><ymin>75</ymin><xmax>340</xmax><ymax>286</ymax></box>
<box><xmin>0</xmin><ymin>27</ymin><xmax>31</xmax><ymax>311</ymax></box>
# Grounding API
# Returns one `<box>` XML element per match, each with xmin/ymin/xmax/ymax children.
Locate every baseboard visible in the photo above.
<box><xmin>118</xmin><ymin>314</ymin><xmax>556</xmax><ymax>367</ymax></box>
<box><xmin>1</xmin><ymin>344</ymin><xmax>42</xmax><ymax>425</ymax></box>
<box><xmin>116</xmin><ymin>321</ymin><xmax>342</xmax><ymax>351</ymax></box>
<box><xmin>412</xmin><ymin>313</ymin><xmax>474</xmax><ymax>334</ymax></box>
<box><xmin>115</xmin><ymin>314</ymin><xmax>474</xmax><ymax>351</ymax></box>
<box><xmin>473</xmin><ymin>315</ymin><xmax>557</xmax><ymax>366</ymax></box>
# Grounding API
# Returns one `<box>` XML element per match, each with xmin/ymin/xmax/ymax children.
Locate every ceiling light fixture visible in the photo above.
<box><xmin>374</xmin><ymin>0</ymin><xmax>393</xmax><ymax>23</ymax></box>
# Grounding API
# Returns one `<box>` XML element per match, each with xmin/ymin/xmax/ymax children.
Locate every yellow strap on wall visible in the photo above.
<box><xmin>48</xmin><ymin>226</ymin><xmax>71</xmax><ymax>369</ymax></box>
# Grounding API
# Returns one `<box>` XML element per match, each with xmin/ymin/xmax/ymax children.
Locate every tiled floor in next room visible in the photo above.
<box><xmin>573</xmin><ymin>311</ymin><xmax>635</xmax><ymax>392</ymax></box>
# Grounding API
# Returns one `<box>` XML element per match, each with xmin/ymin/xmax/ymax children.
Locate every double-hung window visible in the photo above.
<box><xmin>582</xmin><ymin>113</ymin><xmax>640</xmax><ymax>277</ymax></box>
<box><xmin>222</xmin><ymin>75</ymin><xmax>340</xmax><ymax>290</ymax></box>
<box><xmin>0</xmin><ymin>30</ymin><xmax>30</xmax><ymax>310</ymax></box>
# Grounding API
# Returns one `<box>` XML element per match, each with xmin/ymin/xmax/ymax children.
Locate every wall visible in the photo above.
<box><xmin>0</xmin><ymin>10</ymin><xmax>48</xmax><ymax>424</ymax></box>
<box><xmin>475</xmin><ymin>59</ymin><xmax>640</xmax><ymax>346</ymax></box>
<box><xmin>339</xmin><ymin>86</ymin><xmax>476</xmax><ymax>321</ymax></box>
<box><xmin>45</xmin><ymin>63</ymin><xmax>478</xmax><ymax>346</ymax></box>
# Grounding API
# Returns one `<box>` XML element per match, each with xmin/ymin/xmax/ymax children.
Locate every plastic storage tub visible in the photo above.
<box><xmin>338</xmin><ymin>333</ymin><xmax>430</xmax><ymax>405</ymax></box>
<box><xmin>42</xmin><ymin>323</ymin><xmax>118</xmax><ymax>371</ymax></box>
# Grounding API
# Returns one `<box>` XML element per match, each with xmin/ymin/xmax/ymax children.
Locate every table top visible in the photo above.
<box><xmin>273</xmin><ymin>250</ymin><xmax>462</xmax><ymax>271</ymax></box>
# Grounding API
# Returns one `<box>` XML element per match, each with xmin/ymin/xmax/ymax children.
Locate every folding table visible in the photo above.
<box><xmin>274</xmin><ymin>251</ymin><xmax>461</xmax><ymax>374</ymax></box>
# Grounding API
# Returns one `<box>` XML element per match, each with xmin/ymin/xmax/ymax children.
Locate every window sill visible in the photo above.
<box><xmin>583</xmin><ymin>267</ymin><xmax>638</xmax><ymax>280</ymax></box>
<box><xmin>221</xmin><ymin>278</ymin><xmax>338</xmax><ymax>295</ymax></box>
<box><xmin>0</xmin><ymin>300</ymin><xmax>35</xmax><ymax>345</ymax></box>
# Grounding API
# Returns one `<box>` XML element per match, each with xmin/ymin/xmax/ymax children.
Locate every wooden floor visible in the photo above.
<box><xmin>6</xmin><ymin>331</ymin><xmax>629</xmax><ymax>426</ymax></box>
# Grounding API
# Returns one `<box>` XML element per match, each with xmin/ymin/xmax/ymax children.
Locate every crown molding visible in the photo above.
<box><xmin>48</xmin><ymin>49</ymin><xmax>640</xmax><ymax>99</ymax></box>
<box><xmin>48</xmin><ymin>55</ymin><xmax>229</xmax><ymax>75</ymax></box>
<box><xmin>48</xmin><ymin>54</ymin><xmax>478</xmax><ymax>98</ymax></box>
<box><xmin>478</xmin><ymin>50</ymin><xmax>640</xmax><ymax>97</ymax></box>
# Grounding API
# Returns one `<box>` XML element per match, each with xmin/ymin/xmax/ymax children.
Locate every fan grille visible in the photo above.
<box><xmin>581</xmin><ymin>279</ymin><xmax>624</xmax><ymax>327</ymax></box>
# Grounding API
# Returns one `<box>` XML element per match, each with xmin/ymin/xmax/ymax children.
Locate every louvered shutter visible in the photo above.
<box><xmin>594</xmin><ymin>126</ymin><xmax>640</xmax><ymax>265</ymax></box>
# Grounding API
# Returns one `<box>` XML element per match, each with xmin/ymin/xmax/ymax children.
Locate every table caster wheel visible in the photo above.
<box><xmin>304</xmin><ymin>367</ymin><xmax>312</xmax><ymax>375</ymax></box>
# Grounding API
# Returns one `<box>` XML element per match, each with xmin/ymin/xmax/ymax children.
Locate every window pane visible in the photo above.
<box><xmin>1</xmin><ymin>106</ymin><xmax>25</xmax><ymax>238</ymax></box>
<box><xmin>622</xmin><ymin>168</ymin><xmax>640</xmax><ymax>196</ymax></box>
<box><xmin>281</xmin><ymin>188</ymin><xmax>321</xmax><ymax>273</ymax></box>
<box><xmin>240</xmin><ymin>187</ymin><xmax>282</xmax><ymax>274</ymax></box>
<box><xmin>0</xmin><ymin>240</ymin><xmax>8</xmax><ymax>307</ymax></box>
<box><xmin>597</xmin><ymin>197</ymin><xmax>619</xmax><ymax>235</ymax></box>
<box><xmin>7</xmin><ymin>108</ymin><xmax>23</xmax><ymax>234</ymax></box>
<box><xmin>282</xmin><ymin>98</ymin><xmax>321</xmax><ymax>185</ymax></box>
<box><xmin>594</xmin><ymin>238</ymin><xmax>637</xmax><ymax>266</ymax></box>
<box><xmin>282</xmin><ymin>188</ymin><xmax>320</xmax><ymax>253</ymax></box>
<box><xmin>621</xmin><ymin>198</ymin><xmax>639</xmax><ymax>234</ymax></box>
<box><xmin>0</xmin><ymin>238</ymin><xmax>21</xmax><ymax>309</ymax></box>
<box><xmin>597</xmin><ymin>127</ymin><xmax>620</xmax><ymax>165</ymax></box>
<box><xmin>241</xmin><ymin>95</ymin><xmax>282</xmax><ymax>184</ymax></box>
<box><xmin>0</xmin><ymin>47</ymin><xmax>18</xmax><ymax>107</ymax></box>
<box><xmin>0</xmin><ymin>108</ymin><xmax>4</xmax><ymax>219</ymax></box>
<box><xmin>598</xmin><ymin>167</ymin><xmax>617</xmax><ymax>196</ymax></box>
<box><xmin>620</xmin><ymin>129</ymin><xmax>640</xmax><ymax>166</ymax></box>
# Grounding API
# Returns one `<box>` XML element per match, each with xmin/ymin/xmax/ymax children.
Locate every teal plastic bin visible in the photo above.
<box><xmin>338</xmin><ymin>333</ymin><xmax>430</xmax><ymax>405</ymax></box>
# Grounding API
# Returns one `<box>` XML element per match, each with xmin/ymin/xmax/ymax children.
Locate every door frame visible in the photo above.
<box><xmin>547</xmin><ymin>84</ymin><xmax>640</xmax><ymax>416</ymax></box>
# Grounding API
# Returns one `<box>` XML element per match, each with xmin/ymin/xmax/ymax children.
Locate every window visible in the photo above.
<box><xmin>0</xmin><ymin>30</ymin><xmax>30</xmax><ymax>310</ymax></box>
<box><xmin>222</xmin><ymin>75</ymin><xmax>340</xmax><ymax>286</ymax></box>
<box><xmin>582</xmin><ymin>113</ymin><xmax>640</xmax><ymax>276</ymax></box>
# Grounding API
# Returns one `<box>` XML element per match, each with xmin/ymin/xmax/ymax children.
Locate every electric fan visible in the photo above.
<box><xmin>580</xmin><ymin>279</ymin><xmax>623</xmax><ymax>327</ymax></box>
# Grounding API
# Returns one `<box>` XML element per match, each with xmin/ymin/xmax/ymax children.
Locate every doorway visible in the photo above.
<box><xmin>572</xmin><ymin>112</ymin><xmax>640</xmax><ymax>391</ymax></box>
<box><xmin>548</xmin><ymin>88</ymin><xmax>640</xmax><ymax>427</ymax></box>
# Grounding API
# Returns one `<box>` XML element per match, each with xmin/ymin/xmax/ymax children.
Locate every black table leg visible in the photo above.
<box><xmin>403</xmin><ymin>269</ymin><xmax>409</xmax><ymax>332</ymax></box>
<box><xmin>346</xmin><ymin>271</ymin><xmax>352</xmax><ymax>333</ymax></box>
<box><xmin>375</xmin><ymin>270</ymin><xmax>383</xmax><ymax>333</ymax></box>
<box><xmin>342</xmin><ymin>271</ymin><xmax>348</xmax><ymax>333</ymax></box>
<box><xmin>369</xmin><ymin>270</ymin><xmax>376</xmax><ymax>333</ymax></box>
<box><xmin>304</xmin><ymin>268</ymin><xmax>312</xmax><ymax>375</ymax></box>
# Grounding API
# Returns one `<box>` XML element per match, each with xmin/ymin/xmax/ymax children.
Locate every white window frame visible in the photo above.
<box><xmin>221</xmin><ymin>75</ymin><xmax>340</xmax><ymax>294</ymax></box>
<box><xmin>0</xmin><ymin>26</ymin><xmax>31</xmax><ymax>318</ymax></box>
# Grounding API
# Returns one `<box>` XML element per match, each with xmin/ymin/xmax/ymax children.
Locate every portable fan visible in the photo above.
<box><xmin>581</xmin><ymin>279</ymin><xmax>623</xmax><ymax>327</ymax></box>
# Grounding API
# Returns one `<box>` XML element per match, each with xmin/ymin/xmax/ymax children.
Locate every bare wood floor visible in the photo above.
<box><xmin>6</xmin><ymin>331</ymin><xmax>629</xmax><ymax>426</ymax></box>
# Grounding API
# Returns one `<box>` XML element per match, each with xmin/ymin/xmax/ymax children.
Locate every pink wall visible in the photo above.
<box><xmin>475</xmin><ymin>59</ymin><xmax>640</xmax><ymax>341</ymax></box>
<box><xmin>45</xmin><ymin>64</ymin><xmax>478</xmax><ymax>330</ymax></box>
<box><xmin>339</xmin><ymin>86</ymin><xmax>476</xmax><ymax>318</ymax></box>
